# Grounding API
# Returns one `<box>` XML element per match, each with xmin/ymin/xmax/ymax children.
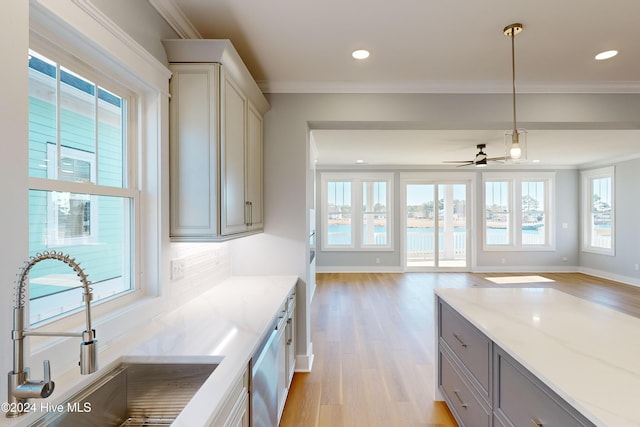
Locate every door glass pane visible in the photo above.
<box><xmin>327</xmin><ymin>181</ymin><xmax>352</xmax><ymax>246</ymax></box>
<box><xmin>406</xmin><ymin>184</ymin><xmax>435</xmax><ymax>267</ymax></box>
<box><xmin>485</xmin><ymin>181</ymin><xmax>510</xmax><ymax>245</ymax></box>
<box><xmin>438</xmin><ymin>184</ymin><xmax>467</xmax><ymax>267</ymax></box>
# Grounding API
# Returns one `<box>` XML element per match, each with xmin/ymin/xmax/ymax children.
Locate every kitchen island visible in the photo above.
<box><xmin>435</xmin><ymin>287</ymin><xmax>640</xmax><ymax>427</ymax></box>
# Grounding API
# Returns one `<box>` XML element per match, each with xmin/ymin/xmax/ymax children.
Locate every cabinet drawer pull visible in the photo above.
<box><xmin>245</xmin><ymin>201</ymin><xmax>253</xmax><ymax>226</ymax></box>
<box><xmin>452</xmin><ymin>333</ymin><xmax>468</xmax><ymax>348</ymax></box>
<box><xmin>531</xmin><ymin>420</ymin><xmax>543</xmax><ymax>427</ymax></box>
<box><xmin>452</xmin><ymin>390</ymin><xmax>469</xmax><ymax>408</ymax></box>
<box><xmin>286</xmin><ymin>318</ymin><xmax>293</xmax><ymax>345</ymax></box>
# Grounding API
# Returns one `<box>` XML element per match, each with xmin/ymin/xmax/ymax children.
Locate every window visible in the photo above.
<box><xmin>321</xmin><ymin>173</ymin><xmax>393</xmax><ymax>251</ymax></box>
<box><xmin>28</xmin><ymin>49</ymin><xmax>136</xmax><ymax>325</ymax></box>
<box><xmin>581</xmin><ymin>166</ymin><xmax>614</xmax><ymax>255</ymax></box>
<box><xmin>483</xmin><ymin>172</ymin><xmax>555</xmax><ymax>250</ymax></box>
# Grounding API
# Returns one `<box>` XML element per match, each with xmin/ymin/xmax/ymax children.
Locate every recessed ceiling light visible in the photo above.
<box><xmin>595</xmin><ymin>50</ymin><xmax>618</xmax><ymax>60</ymax></box>
<box><xmin>355</xmin><ymin>159</ymin><xmax>366</xmax><ymax>164</ymax></box>
<box><xmin>532</xmin><ymin>159</ymin><xmax>540</xmax><ymax>163</ymax></box>
<box><xmin>352</xmin><ymin>49</ymin><xmax>370</xmax><ymax>60</ymax></box>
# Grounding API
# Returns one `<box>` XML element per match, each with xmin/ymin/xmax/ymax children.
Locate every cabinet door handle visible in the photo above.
<box><xmin>245</xmin><ymin>201</ymin><xmax>253</xmax><ymax>226</ymax></box>
<box><xmin>531</xmin><ymin>420</ymin><xmax>543</xmax><ymax>427</ymax></box>
<box><xmin>452</xmin><ymin>333</ymin><xmax>468</xmax><ymax>348</ymax></box>
<box><xmin>452</xmin><ymin>390</ymin><xmax>469</xmax><ymax>408</ymax></box>
<box><xmin>286</xmin><ymin>318</ymin><xmax>293</xmax><ymax>345</ymax></box>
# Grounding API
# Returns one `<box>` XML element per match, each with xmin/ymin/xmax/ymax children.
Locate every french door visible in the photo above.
<box><xmin>403</xmin><ymin>177</ymin><xmax>471</xmax><ymax>271</ymax></box>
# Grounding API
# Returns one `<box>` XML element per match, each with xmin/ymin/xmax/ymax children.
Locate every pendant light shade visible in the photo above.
<box><xmin>503</xmin><ymin>23</ymin><xmax>527</xmax><ymax>163</ymax></box>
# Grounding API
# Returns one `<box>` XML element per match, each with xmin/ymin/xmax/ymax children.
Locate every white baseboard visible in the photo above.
<box><xmin>295</xmin><ymin>343</ymin><xmax>314</xmax><ymax>372</ymax></box>
<box><xmin>579</xmin><ymin>266</ymin><xmax>640</xmax><ymax>288</ymax></box>
<box><xmin>471</xmin><ymin>265</ymin><xmax>579</xmax><ymax>273</ymax></box>
<box><xmin>316</xmin><ymin>266</ymin><xmax>404</xmax><ymax>273</ymax></box>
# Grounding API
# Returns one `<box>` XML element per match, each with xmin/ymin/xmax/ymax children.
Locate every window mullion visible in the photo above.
<box><xmin>55</xmin><ymin>63</ymin><xmax>61</xmax><ymax>180</ymax></box>
<box><xmin>513</xmin><ymin>178</ymin><xmax>521</xmax><ymax>247</ymax></box>
<box><xmin>94</xmin><ymin>85</ymin><xmax>99</xmax><ymax>184</ymax></box>
<box><xmin>353</xmin><ymin>178</ymin><xmax>362</xmax><ymax>249</ymax></box>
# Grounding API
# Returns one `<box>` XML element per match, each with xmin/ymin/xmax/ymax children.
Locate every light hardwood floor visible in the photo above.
<box><xmin>279</xmin><ymin>272</ymin><xmax>640</xmax><ymax>427</ymax></box>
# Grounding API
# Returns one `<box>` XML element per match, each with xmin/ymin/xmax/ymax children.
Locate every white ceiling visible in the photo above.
<box><xmin>157</xmin><ymin>0</ymin><xmax>640</xmax><ymax>167</ymax></box>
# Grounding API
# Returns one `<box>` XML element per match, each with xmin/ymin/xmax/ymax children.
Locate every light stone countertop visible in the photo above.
<box><xmin>2</xmin><ymin>275</ymin><xmax>297</xmax><ymax>427</ymax></box>
<box><xmin>435</xmin><ymin>287</ymin><xmax>640</xmax><ymax>427</ymax></box>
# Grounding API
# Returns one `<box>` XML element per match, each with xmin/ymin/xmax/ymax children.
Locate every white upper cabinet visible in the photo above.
<box><xmin>164</xmin><ymin>40</ymin><xmax>269</xmax><ymax>241</ymax></box>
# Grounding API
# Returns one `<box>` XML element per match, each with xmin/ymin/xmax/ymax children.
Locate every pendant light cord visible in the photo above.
<box><xmin>511</xmin><ymin>29</ymin><xmax>517</xmax><ymax>134</ymax></box>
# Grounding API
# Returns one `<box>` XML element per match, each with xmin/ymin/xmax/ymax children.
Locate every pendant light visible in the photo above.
<box><xmin>503</xmin><ymin>23</ymin><xmax>527</xmax><ymax>163</ymax></box>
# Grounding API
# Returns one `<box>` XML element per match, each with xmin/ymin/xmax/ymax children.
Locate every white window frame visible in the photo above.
<box><xmin>321</xmin><ymin>172</ymin><xmax>394</xmax><ymax>251</ymax></box>
<box><xmin>28</xmin><ymin>45</ymin><xmax>141</xmax><ymax>327</ymax></box>
<box><xmin>482</xmin><ymin>172</ymin><xmax>556</xmax><ymax>251</ymax></box>
<box><xmin>25</xmin><ymin>0</ymin><xmax>169</xmax><ymax>375</ymax></box>
<box><xmin>581</xmin><ymin>166</ymin><xmax>615</xmax><ymax>256</ymax></box>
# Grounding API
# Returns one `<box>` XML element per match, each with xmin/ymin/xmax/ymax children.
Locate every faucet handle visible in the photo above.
<box><xmin>41</xmin><ymin>359</ymin><xmax>55</xmax><ymax>398</ymax></box>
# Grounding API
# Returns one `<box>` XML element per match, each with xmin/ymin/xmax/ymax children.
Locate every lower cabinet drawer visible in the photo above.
<box><xmin>494</xmin><ymin>349</ymin><xmax>594</xmax><ymax>427</ymax></box>
<box><xmin>439</xmin><ymin>299</ymin><xmax>491</xmax><ymax>397</ymax></box>
<box><xmin>440</xmin><ymin>349</ymin><xmax>491</xmax><ymax>427</ymax></box>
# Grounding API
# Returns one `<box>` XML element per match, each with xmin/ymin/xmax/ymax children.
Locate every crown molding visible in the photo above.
<box><xmin>148</xmin><ymin>0</ymin><xmax>201</xmax><ymax>39</ymax></box>
<box><xmin>258</xmin><ymin>80</ymin><xmax>640</xmax><ymax>94</ymax></box>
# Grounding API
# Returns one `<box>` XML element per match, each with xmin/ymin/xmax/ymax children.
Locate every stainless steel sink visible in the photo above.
<box><xmin>31</xmin><ymin>361</ymin><xmax>219</xmax><ymax>427</ymax></box>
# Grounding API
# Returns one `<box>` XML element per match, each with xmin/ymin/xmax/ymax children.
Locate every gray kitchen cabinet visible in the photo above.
<box><xmin>493</xmin><ymin>347</ymin><xmax>593</xmax><ymax>427</ymax></box>
<box><xmin>437</xmin><ymin>298</ymin><xmax>595</xmax><ymax>427</ymax></box>
<box><xmin>164</xmin><ymin>39</ymin><xmax>269</xmax><ymax>241</ymax></box>
<box><xmin>439</xmin><ymin>345</ymin><xmax>491</xmax><ymax>427</ymax></box>
<box><xmin>439</xmin><ymin>299</ymin><xmax>491</xmax><ymax>403</ymax></box>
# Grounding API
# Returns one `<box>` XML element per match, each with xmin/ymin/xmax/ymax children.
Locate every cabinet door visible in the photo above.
<box><xmin>220</xmin><ymin>71</ymin><xmax>248</xmax><ymax>235</ymax></box>
<box><xmin>169</xmin><ymin>64</ymin><xmax>219</xmax><ymax>238</ymax></box>
<box><xmin>276</xmin><ymin>316</ymin><xmax>288</xmax><ymax>423</ymax></box>
<box><xmin>246</xmin><ymin>101</ymin><xmax>263</xmax><ymax>231</ymax></box>
<box><xmin>286</xmin><ymin>303</ymin><xmax>296</xmax><ymax>385</ymax></box>
<box><xmin>223</xmin><ymin>391</ymin><xmax>249</xmax><ymax>427</ymax></box>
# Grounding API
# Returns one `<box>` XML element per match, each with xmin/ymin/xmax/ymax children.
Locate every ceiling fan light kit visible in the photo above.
<box><xmin>503</xmin><ymin>22</ymin><xmax>527</xmax><ymax>164</ymax></box>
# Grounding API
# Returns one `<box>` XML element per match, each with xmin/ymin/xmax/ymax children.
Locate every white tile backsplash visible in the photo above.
<box><xmin>168</xmin><ymin>242</ymin><xmax>232</xmax><ymax>306</ymax></box>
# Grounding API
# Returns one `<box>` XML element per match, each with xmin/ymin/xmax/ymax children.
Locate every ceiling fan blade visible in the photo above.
<box><xmin>487</xmin><ymin>156</ymin><xmax>507</xmax><ymax>161</ymax></box>
<box><xmin>455</xmin><ymin>162</ymin><xmax>475</xmax><ymax>167</ymax></box>
<box><xmin>443</xmin><ymin>160</ymin><xmax>474</xmax><ymax>163</ymax></box>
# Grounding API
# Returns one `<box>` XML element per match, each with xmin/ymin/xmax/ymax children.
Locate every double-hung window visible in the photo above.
<box><xmin>581</xmin><ymin>166</ymin><xmax>614</xmax><ymax>255</ymax></box>
<box><xmin>28</xmin><ymin>49</ymin><xmax>137</xmax><ymax>325</ymax></box>
<box><xmin>483</xmin><ymin>172</ymin><xmax>555</xmax><ymax>250</ymax></box>
<box><xmin>321</xmin><ymin>172</ymin><xmax>393</xmax><ymax>251</ymax></box>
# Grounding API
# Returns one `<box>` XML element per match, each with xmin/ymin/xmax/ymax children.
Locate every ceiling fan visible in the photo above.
<box><xmin>444</xmin><ymin>144</ymin><xmax>507</xmax><ymax>168</ymax></box>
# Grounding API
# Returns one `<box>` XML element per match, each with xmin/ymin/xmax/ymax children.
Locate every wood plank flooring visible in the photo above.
<box><xmin>279</xmin><ymin>272</ymin><xmax>640</xmax><ymax>427</ymax></box>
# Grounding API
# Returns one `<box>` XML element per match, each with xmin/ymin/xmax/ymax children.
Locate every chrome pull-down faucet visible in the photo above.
<box><xmin>6</xmin><ymin>251</ymin><xmax>98</xmax><ymax>418</ymax></box>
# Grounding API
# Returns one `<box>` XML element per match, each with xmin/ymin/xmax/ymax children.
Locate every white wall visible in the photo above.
<box><xmin>88</xmin><ymin>0</ymin><xmax>178</xmax><ymax>63</ymax></box>
<box><xmin>0</xmin><ymin>0</ymin><xmax>29</xmax><ymax>407</ymax></box>
<box><xmin>581</xmin><ymin>157</ymin><xmax>640</xmax><ymax>284</ymax></box>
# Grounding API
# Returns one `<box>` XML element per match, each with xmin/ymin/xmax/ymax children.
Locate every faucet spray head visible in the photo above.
<box><xmin>80</xmin><ymin>330</ymin><xmax>98</xmax><ymax>375</ymax></box>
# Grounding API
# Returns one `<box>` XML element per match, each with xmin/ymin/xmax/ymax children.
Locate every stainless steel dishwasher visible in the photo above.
<box><xmin>251</xmin><ymin>317</ymin><xmax>282</xmax><ymax>427</ymax></box>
